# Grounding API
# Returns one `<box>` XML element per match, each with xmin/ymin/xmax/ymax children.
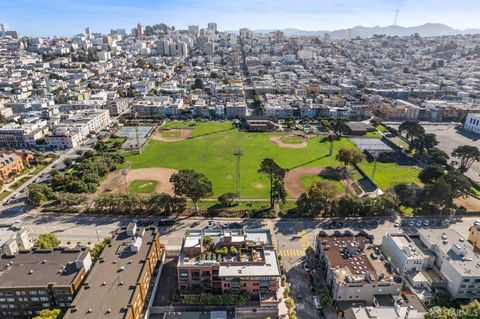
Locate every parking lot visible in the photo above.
<box><xmin>421</xmin><ymin>125</ymin><xmax>480</xmax><ymax>183</ymax></box>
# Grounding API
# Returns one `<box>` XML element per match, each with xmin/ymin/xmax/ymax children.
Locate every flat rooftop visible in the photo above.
<box><xmin>65</xmin><ymin>227</ymin><xmax>160</xmax><ymax>319</ymax></box>
<box><xmin>0</xmin><ymin>248</ymin><xmax>88</xmax><ymax>288</ymax></box>
<box><xmin>319</xmin><ymin>235</ymin><xmax>395</xmax><ymax>284</ymax></box>
<box><xmin>418</xmin><ymin>229</ymin><xmax>480</xmax><ymax>277</ymax></box>
<box><xmin>389</xmin><ymin>234</ymin><xmax>426</xmax><ymax>258</ymax></box>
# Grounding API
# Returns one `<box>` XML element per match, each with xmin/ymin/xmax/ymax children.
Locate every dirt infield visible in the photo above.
<box><xmin>100</xmin><ymin>167</ymin><xmax>178</xmax><ymax>195</ymax></box>
<box><xmin>151</xmin><ymin>129</ymin><xmax>192</xmax><ymax>142</ymax></box>
<box><xmin>454</xmin><ymin>195</ymin><xmax>480</xmax><ymax>212</ymax></box>
<box><xmin>270</xmin><ymin>135</ymin><xmax>307</xmax><ymax>149</ymax></box>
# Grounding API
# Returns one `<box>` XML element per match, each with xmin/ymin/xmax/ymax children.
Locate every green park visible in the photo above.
<box><xmin>121</xmin><ymin>121</ymin><xmax>421</xmax><ymax>199</ymax></box>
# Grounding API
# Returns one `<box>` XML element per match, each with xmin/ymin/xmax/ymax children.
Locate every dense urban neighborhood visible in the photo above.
<box><xmin>0</xmin><ymin>18</ymin><xmax>480</xmax><ymax>319</ymax></box>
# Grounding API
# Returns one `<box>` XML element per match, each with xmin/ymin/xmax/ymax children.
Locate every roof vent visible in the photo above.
<box><xmin>113</xmin><ymin>259</ymin><xmax>117</xmax><ymax>264</ymax></box>
<box><xmin>87</xmin><ymin>308</ymin><xmax>92</xmax><ymax>313</ymax></box>
<box><xmin>119</xmin><ymin>281</ymin><xmax>124</xmax><ymax>286</ymax></box>
<box><xmin>42</xmin><ymin>260</ymin><xmax>47</xmax><ymax>264</ymax></box>
<box><xmin>28</xmin><ymin>270</ymin><xmax>33</xmax><ymax>274</ymax></box>
<box><xmin>102</xmin><ymin>281</ymin><xmax>106</xmax><ymax>286</ymax></box>
<box><xmin>128</xmin><ymin>260</ymin><xmax>133</xmax><ymax>264</ymax></box>
<box><xmin>119</xmin><ymin>266</ymin><xmax>125</xmax><ymax>271</ymax></box>
<box><xmin>107</xmin><ymin>309</ymin><xmax>111</xmax><ymax>313</ymax></box>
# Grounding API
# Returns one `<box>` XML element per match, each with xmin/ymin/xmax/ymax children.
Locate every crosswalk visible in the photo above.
<box><xmin>279</xmin><ymin>249</ymin><xmax>305</xmax><ymax>257</ymax></box>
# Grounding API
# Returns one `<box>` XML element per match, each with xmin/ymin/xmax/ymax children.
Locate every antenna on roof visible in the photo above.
<box><xmin>393</xmin><ymin>9</ymin><xmax>399</xmax><ymax>26</ymax></box>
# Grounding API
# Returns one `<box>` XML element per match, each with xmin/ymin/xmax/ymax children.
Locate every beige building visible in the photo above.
<box><xmin>467</xmin><ymin>220</ymin><xmax>480</xmax><ymax>250</ymax></box>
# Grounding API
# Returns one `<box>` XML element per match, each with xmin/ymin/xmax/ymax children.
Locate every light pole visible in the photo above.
<box><xmin>233</xmin><ymin>149</ymin><xmax>243</xmax><ymax>206</ymax></box>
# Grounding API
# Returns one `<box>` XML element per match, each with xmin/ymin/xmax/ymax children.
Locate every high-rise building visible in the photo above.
<box><xmin>85</xmin><ymin>27</ymin><xmax>91</xmax><ymax>39</ymax></box>
<box><xmin>188</xmin><ymin>25</ymin><xmax>199</xmax><ymax>37</ymax></box>
<box><xmin>177</xmin><ymin>41</ymin><xmax>188</xmax><ymax>57</ymax></box>
<box><xmin>207</xmin><ymin>22</ymin><xmax>218</xmax><ymax>33</ymax></box>
<box><xmin>203</xmin><ymin>41</ymin><xmax>215</xmax><ymax>55</ymax></box>
<box><xmin>136</xmin><ymin>23</ymin><xmax>144</xmax><ymax>37</ymax></box>
<box><xmin>0</xmin><ymin>22</ymin><xmax>9</xmax><ymax>34</ymax></box>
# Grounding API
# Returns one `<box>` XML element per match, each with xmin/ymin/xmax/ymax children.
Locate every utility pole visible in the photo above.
<box><xmin>233</xmin><ymin>149</ymin><xmax>243</xmax><ymax>206</ymax></box>
<box><xmin>134</xmin><ymin>112</ymin><xmax>141</xmax><ymax>154</ymax></box>
<box><xmin>328</xmin><ymin>132</ymin><xmax>334</xmax><ymax>156</ymax></box>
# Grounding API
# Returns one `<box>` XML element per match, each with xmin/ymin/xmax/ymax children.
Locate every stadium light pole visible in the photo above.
<box><xmin>233</xmin><ymin>149</ymin><xmax>244</xmax><ymax>206</ymax></box>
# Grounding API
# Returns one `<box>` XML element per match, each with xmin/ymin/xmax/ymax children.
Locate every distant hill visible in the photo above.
<box><xmin>240</xmin><ymin>23</ymin><xmax>480</xmax><ymax>38</ymax></box>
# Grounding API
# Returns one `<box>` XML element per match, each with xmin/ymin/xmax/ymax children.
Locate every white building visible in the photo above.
<box><xmin>381</xmin><ymin>234</ymin><xmax>431</xmax><ymax>275</ymax></box>
<box><xmin>418</xmin><ymin>229</ymin><xmax>480</xmax><ymax>299</ymax></box>
<box><xmin>464</xmin><ymin>113</ymin><xmax>480</xmax><ymax>135</ymax></box>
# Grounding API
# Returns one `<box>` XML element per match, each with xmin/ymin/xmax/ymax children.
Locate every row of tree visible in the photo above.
<box><xmin>93</xmin><ymin>193</ymin><xmax>186</xmax><ymax>215</ymax></box>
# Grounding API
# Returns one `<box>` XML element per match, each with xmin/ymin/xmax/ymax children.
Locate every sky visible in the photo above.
<box><xmin>1</xmin><ymin>0</ymin><xmax>480</xmax><ymax>37</ymax></box>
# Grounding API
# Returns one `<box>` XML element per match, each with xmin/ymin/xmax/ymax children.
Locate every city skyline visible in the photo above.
<box><xmin>1</xmin><ymin>0</ymin><xmax>480</xmax><ymax>36</ymax></box>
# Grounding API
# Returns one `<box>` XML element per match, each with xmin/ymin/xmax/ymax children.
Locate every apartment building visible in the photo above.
<box><xmin>0</xmin><ymin>152</ymin><xmax>24</xmax><ymax>181</ymax></box>
<box><xmin>377</xmin><ymin>100</ymin><xmax>421</xmax><ymax>121</ymax></box>
<box><xmin>467</xmin><ymin>220</ymin><xmax>480</xmax><ymax>250</ymax></box>
<box><xmin>177</xmin><ymin>229</ymin><xmax>280</xmax><ymax>303</ymax></box>
<box><xmin>64</xmin><ymin>225</ymin><xmax>162</xmax><ymax>319</ymax></box>
<box><xmin>464</xmin><ymin>113</ymin><xmax>480</xmax><ymax>135</ymax></box>
<box><xmin>381</xmin><ymin>234</ymin><xmax>431</xmax><ymax>275</ymax></box>
<box><xmin>0</xmin><ymin>248</ymin><xmax>92</xmax><ymax>318</ymax></box>
<box><xmin>106</xmin><ymin>99</ymin><xmax>131</xmax><ymax>117</ymax></box>
<box><xmin>61</xmin><ymin>109</ymin><xmax>110</xmax><ymax>134</ymax></box>
<box><xmin>418</xmin><ymin>229</ymin><xmax>480</xmax><ymax>299</ymax></box>
<box><xmin>44</xmin><ymin>128</ymin><xmax>83</xmax><ymax>150</ymax></box>
<box><xmin>317</xmin><ymin>234</ymin><xmax>402</xmax><ymax>310</ymax></box>
<box><xmin>0</xmin><ymin>122</ymin><xmax>48</xmax><ymax>149</ymax></box>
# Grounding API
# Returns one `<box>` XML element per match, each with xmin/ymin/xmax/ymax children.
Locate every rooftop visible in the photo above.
<box><xmin>0</xmin><ymin>248</ymin><xmax>89</xmax><ymax>288</ymax></box>
<box><xmin>319</xmin><ymin>235</ymin><xmax>395</xmax><ymax>284</ymax></box>
<box><xmin>418</xmin><ymin>229</ymin><xmax>480</xmax><ymax>277</ymax></box>
<box><xmin>64</xmin><ymin>226</ymin><xmax>160</xmax><ymax>319</ymax></box>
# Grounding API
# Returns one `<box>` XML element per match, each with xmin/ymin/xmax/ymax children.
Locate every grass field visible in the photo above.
<box><xmin>301</xmin><ymin>175</ymin><xmax>346</xmax><ymax>193</ymax></box>
<box><xmin>162</xmin><ymin>121</ymin><xmax>196</xmax><ymax>129</ymax></box>
<box><xmin>122</xmin><ymin>122</ymin><xmax>421</xmax><ymax>198</ymax></box>
<box><xmin>128</xmin><ymin>180</ymin><xmax>159</xmax><ymax>194</ymax></box>
<box><xmin>281</xmin><ymin>135</ymin><xmax>303</xmax><ymax>144</ymax></box>
<box><xmin>161</xmin><ymin>131</ymin><xmax>181</xmax><ymax>138</ymax></box>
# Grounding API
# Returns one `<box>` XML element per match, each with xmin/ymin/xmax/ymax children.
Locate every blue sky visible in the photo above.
<box><xmin>1</xmin><ymin>0</ymin><xmax>479</xmax><ymax>36</ymax></box>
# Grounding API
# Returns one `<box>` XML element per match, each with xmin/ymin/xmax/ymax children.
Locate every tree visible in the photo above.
<box><xmin>34</xmin><ymin>309</ymin><xmax>61</xmax><ymax>319</ymax></box>
<box><xmin>54</xmin><ymin>193</ymin><xmax>87</xmax><ymax>212</ymax></box>
<box><xmin>452</xmin><ymin>145</ymin><xmax>480</xmax><ymax>173</ymax></box>
<box><xmin>229</xmin><ymin>245</ymin><xmax>237</xmax><ymax>255</ymax></box>
<box><xmin>63</xmin><ymin>157</ymin><xmax>73</xmax><ymax>166</ymax></box>
<box><xmin>399</xmin><ymin>121</ymin><xmax>425</xmax><ymax>144</ymax></box>
<box><xmin>411</xmin><ymin>133</ymin><xmax>438</xmax><ymax>154</ymax></box>
<box><xmin>170</xmin><ymin>169</ymin><xmax>213</xmax><ymax>213</ymax></box>
<box><xmin>418</xmin><ymin>165</ymin><xmax>444</xmax><ymax>184</ymax></box>
<box><xmin>336</xmin><ymin>148</ymin><xmax>365</xmax><ymax>170</ymax></box>
<box><xmin>34</xmin><ymin>233</ymin><xmax>61</xmax><ymax>249</ymax></box>
<box><xmin>430</xmin><ymin>291</ymin><xmax>455</xmax><ymax>308</ymax></box>
<box><xmin>444</xmin><ymin>170</ymin><xmax>471</xmax><ymax>198</ymax></box>
<box><xmin>423</xmin><ymin>178</ymin><xmax>454</xmax><ymax>210</ymax></box>
<box><xmin>218</xmin><ymin>193</ymin><xmax>237</xmax><ymax>207</ymax></box>
<box><xmin>193</xmin><ymin>78</ymin><xmax>204</xmax><ymax>89</ymax></box>
<box><xmin>28</xmin><ymin>184</ymin><xmax>54</xmax><ymax>206</ymax></box>
<box><xmin>258</xmin><ymin>158</ymin><xmax>287</xmax><ymax>208</ymax></box>
<box><xmin>393</xmin><ymin>183</ymin><xmax>417</xmax><ymax>207</ymax></box>
<box><xmin>428</xmin><ymin>147</ymin><xmax>450</xmax><ymax>165</ymax></box>
<box><xmin>296</xmin><ymin>181</ymin><xmax>339</xmax><ymax>217</ymax></box>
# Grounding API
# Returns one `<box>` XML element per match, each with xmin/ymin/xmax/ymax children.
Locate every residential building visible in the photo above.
<box><xmin>61</xmin><ymin>109</ymin><xmax>110</xmax><ymax>134</ymax></box>
<box><xmin>317</xmin><ymin>234</ymin><xmax>403</xmax><ymax>311</ymax></box>
<box><xmin>467</xmin><ymin>220</ymin><xmax>480</xmax><ymax>251</ymax></box>
<box><xmin>64</xmin><ymin>225</ymin><xmax>162</xmax><ymax>319</ymax></box>
<box><xmin>177</xmin><ymin>229</ymin><xmax>280</xmax><ymax>304</ymax></box>
<box><xmin>0</xmin><ymin>122</ymin><xmax>48</xmax><ymax>149</ymax></box>
<box><xmin>345</xmin><ymin>293</ymin><xmax>428</xmax><ymax>319</ymax></box>
<box><xmin>107</xmin><ymin>99</ymin><xmax>131</xmax><ymax>117</ymax></box>
<box><xmin>44</xmin><ymin>128</ymin><xmax>83</xmax><ymax>150</ymax></box>
<box><xmin>381</xmin><ymin>234</ymin><xmax>430</xmax><ymax>275</ymax></box>
<box><xmin>0</xmin><ymin>152</ymin><xmax>24</xmax><ymax>181</ymax></box>
<box><xmin>0</xmin><ymin>248</ymin><xmax>91</xmax><ymax>318</ymax></box>
<box><xmin>418</xmin><ymin>229</ymin><xmax>480</xmax><ymax>299</ymax></box>
<box><xmin>464</xmin><ymin>113</ymin><xmax>480</xmax><ymax>135</ymax></box>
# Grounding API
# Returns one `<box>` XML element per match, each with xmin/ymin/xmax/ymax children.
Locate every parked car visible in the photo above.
<box><xmin>190</xmin><ymin>221</ymin><xmax>200</xmax><ymax>228</ymax></box>
<box><xmin>303</xmin><ymin>262</ymin><xmax>310</xmax><ymax>272</ymax></box>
